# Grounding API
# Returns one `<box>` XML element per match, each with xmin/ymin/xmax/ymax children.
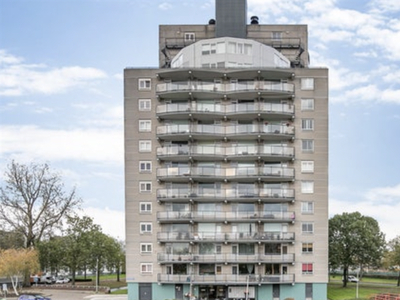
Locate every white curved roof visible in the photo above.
<box><xmin>171</xmin><ymin>37</ymin><xmax>290</xmax><ymax>69</ymax></box>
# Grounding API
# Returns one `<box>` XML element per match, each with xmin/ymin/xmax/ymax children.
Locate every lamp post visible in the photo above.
<box><xmin>356</xmin><ymin>269</ymin><xmax>359</xmax><ymax>299</ymax></box>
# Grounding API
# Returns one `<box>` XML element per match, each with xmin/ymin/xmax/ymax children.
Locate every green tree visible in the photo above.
<box><xmin>0</xmin><ymin>229</ymin><xmax>25</xmax><ymax>249</ymax></box>
<box><xmin>387</xmin><ymin>236</ymin><xmax>400</xmax><ymax>286</ymax></box>
<box><xmin>0</xmin><ymin>161</ymin><xmax>82</xmax><ymax>247</ymax></box>
<box><xmin>329</xmin><ymin>212</ymin><xmax>385</xmax><ymax>287</ymax></box>
<box><xmin>85</xmin><ymin>231</ymin><xmax>122</xmax><ymax>287</ymax></box>
<box><xmin>61</xmin><ymin>215</ymin><xmax>101</xmax><ymax>285</ymax></box>
<box><xmin>37</xmin><ymin>236</ymin><xmax>66</xmax><ymax>276</ymax></box>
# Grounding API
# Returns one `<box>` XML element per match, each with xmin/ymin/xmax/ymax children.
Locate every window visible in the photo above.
<box><xmin>139</xmin><ymin>120</ymin><xmax>151</xmax><ymax>132</ymax></box>
<box><xmin>301</xmin><ymin>78</ymin><xmax>314</xmax><ymax>90</ymax></box>
<box><xmin>202</xmin><ymin>44</ymin><xmax>210</xmax><ymax>55</ymax></box>
<box><xmin>301</xmin><ymin>181</ymin><xmax>314</xmax><ymax>193</ymax></box>
<box><xmin>301</xmin><ymin>161</ymin><xmax>314</xmax><ymax>173</ymax></box>
<box><xmin>139</xmin><ymin>140</ymin><xmax>152</xmax><ymax>152</ymax></box>
<box><xmin>302</xmin><ymin>263</ymin><xmax>313</xmax><ymax>274</ymax></box>
<box><xmin>244</xmin><ymin>44</ymin><xmax>252</xmax><ymax>55</ymax></box>
<box><xmin>140</xmin><ymin>243</ymin><xmax>153</xmax><ymax>253</ymax></box>
<box><xmin>140</xmin><ymin>263</ymin><xmax>153</xmax><ymax>273</ymax></box>
<box><xmin>302</xmin><ymin>243</ymin><xmax>313</xmax><ymax>254</ymax></box>
<box><xmin>302</xmin><ymin>139</ymin><xmax>314</xmax><ymax>152</ymax></box>
<box><xmin>140</xmin><ymin>222</ymin><xmax>152</xmax><ymax>233</ymax></box>
<box><xmin>272</xmin><ymin>32</ymin><xmax>282</xmax><ymax>40</ymax></box>
<box><xmin>139</xmin><ymin>99</ymin><xmax>151</xmax><ymax>111</ymax></box>
<box><xmin>138</xmin><ymin>78</ymin><xmax>151</xmax><ymax>90</ymax></box>
<box><xmin>301</xmin><ymin>98</ymin><xmax>314</xmax><ymax>110</ymax></box>
<box><xmin>301</xmin><ymin>201</ymin><xmax>314</xmax><ymax>214</ymax></box>
<box><xmin>302</xmin><ymin>223</ymin><xmax>314</xmax><ymax>234</ymax></box>
<box><xmin>301</xmin><ymin>119</ymin><xmax>314</xmax><ymax>131</ymax></box>
<box><xmin>140</xmin><ymin>181</ymin><xmax>152</xmax><ymax>192</ymax></box>
<box><xmin>139</xmin><ymin>161</ymin><xmax>152</xmax><ymax>173</ymax></box>
<box><xmin>184</xmin><ymin>32</ymin><xmax>195</xmax><ymax>41</ymax></box>
<box><xmin>140</xmin><ymin>202</ymin><xmax>152</xmax><ymax>213</ymax></box>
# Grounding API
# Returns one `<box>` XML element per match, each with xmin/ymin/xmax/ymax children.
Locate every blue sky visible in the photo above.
<box><xmin>1</xmin><ymin>0</ymin><xmax>400</xmax><ymax>241</ymax></box>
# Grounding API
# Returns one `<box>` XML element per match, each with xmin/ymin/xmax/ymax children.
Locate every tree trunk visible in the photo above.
<box><xmin>397</xmin><ymin>270</ymin><xmax>400</xmax><ymax>287</ymax></box>
<box><xmin>342</xmin><ymin>267</ymin><xmax>348</xmax><ymax>287</ymax></box>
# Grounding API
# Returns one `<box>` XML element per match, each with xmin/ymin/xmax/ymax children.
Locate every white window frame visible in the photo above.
<box><xmin>139</xmin><ymin>161</ymin><xmax>152</xmax><ymax>173</ymax></box>
<box><xmin>301</xmin><ymin>161</ymin><xmax>314</xmax><ymax>173</ymax></box>
<box><xmin>272</xmin><ymin>31</ymin><xmax>282</xmax><ymax>41</ymax></box>
<box><xmin>302</xmin><ymin>139</ymin><xmax>314</xmax><ymax>152</ymax></box>
<box><xmin>202</xmin><ymin>43</ymin><xmax>210</xmax><ymax>55</ymax></box>
<box><xmin>301</xmin><ymin>201</ymin><xmax>314</xmax><ymax>214</ymax></box>
<box><xmin>184</xmin><ymin>32</ymin><xmax>195</xmax><ymax>42</ymax></box>
<box><xmin>301</xmin><ymin>78</ymin><xmax>314</xmax><ymax>90</ymax></box>
<box><xmin>301</xmin><ymin>98</ymin><xmax>314</xmax><ymax>111</ymax></box>
<box><xmin>139</xmin><ymin>140</ymin><xmax>152</xmax><ymax>152</ymax></box>
<box><xmin>139</xmin><ymin>99</ymin><xmax>151</xmax><ymax>111</ymax></box>
<box><xmin>302</xmin><ymin>263</ymin><xmax>314</xmax><ymax>274</ymax></box>
<box><xmin>301</xmin><ymin>119</ymin><xmax>314</xmax><ymax>131</ymax></box>
<box><xmin>140</xmin><ymin>263</ymin><xmax>153</xmax><ymax>274</ymax></box>
<box><xmin>139</xmin><ymin>120</ymin><xmax>152</xmax><ymax>132</ymax></box>
<box><xmin>138</xmin><ymin>78</ymin><xmax>151</xmax><ymax>90</ymax></box>
<box><xmin>302</xmin><ymin>243</ymin><xmax>313</xmax><ymax>254</ymax></box>
<box><xmin>139</xmin><ymin>181</ymin><xmax>152</xmax><ymax>193</ymax></box>
<box><xmin>301</xmin><ymin>181</ymin><xmax>314</xmax><ymax>194</ymax></box>
<box><xmin>140</xmin><ymin>222</ymin><xmax>152</xmax><ymax>234</ymax></box>
<box><xmin>140</xmin><ymin>243</ymin><xmax>153</xmax><ymax>254</ymax></box>
<box><xmin>302</xmin><ymin>223</ymin><xmax>314</xmax><ymax>234</ymax></box>
<box><xmin>140</xmin><ymin>202</ymin><xmax>152</xmax><ymax>213</ymax></box>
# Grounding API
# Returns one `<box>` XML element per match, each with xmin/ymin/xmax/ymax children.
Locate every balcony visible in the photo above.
<box><xmin>157</xmin><ymin>144</ymin><xmax>294</xmax><ymax>162</ymax></box>
<box><xmin>156</xmin><ymin>123</ymin><xmax>294</xmax><ymax>141</ymax></box>
<box><xmin>157</xmin><ymin>273</ymin><xmax>295</xmax><ymax>285</ymax></box>
<box><xmin>157</xmin><ymin>232</ymin><xmax>192</xmax><ymax>243</ymax></box>
<box><xmin>156</xmin><ymin>102</ymin><xmax>294</xmax><ymax>121</ymax></box>
<box><xmin>156</xmin><ymin>81</ymin><xmax>294</xmax><ymax>100</ymax></box>
<box><xmin>156</xmin><ymin>211</ymin><xmax>295</xmax><ymax>224</ymax></box>
<box><xmin>157</xmin><ymin>231</ymin><xmax>295</xmax><ymax>244</ymax></box>
<box><xmin>156</xmin><ymin>188</ymin><xmax>295</xmax><ymax>203</ymax></box>
<box><xmin>157</xmin><ymin>166</ymin><xmax>294</xmax><ymax>183</ymax></box>
<box><xmin>157</xmin><ymin>253</ymin><xmax>293</xmax><ymax>264</ymax></box>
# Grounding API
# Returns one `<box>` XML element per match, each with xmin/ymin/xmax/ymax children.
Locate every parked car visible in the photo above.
<box><xmin>18</xmin><ymin>295</ymin><xmax>51</xmax><ymax>300</ymax></box>
<box><xmin>342</xmin><ymin>275</ymin><xmax>359</xmax><ymax>282</ymax></box>
<box><xmin>55</xmin><ymin>277</ymin><xmax>70</xmax><ymax>284</ymax></box>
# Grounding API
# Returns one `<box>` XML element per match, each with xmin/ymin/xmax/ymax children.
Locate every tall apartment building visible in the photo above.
<box><xmin>124</xmin><ymin>1</ymin><xmax>329</xmax><ymax>300</ymax></box>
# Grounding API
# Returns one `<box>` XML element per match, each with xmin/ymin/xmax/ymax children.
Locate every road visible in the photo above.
<box><xmin>3</xmin><ymin>288</ymin><xmax>128</xmax><ymax>300</ymax></box>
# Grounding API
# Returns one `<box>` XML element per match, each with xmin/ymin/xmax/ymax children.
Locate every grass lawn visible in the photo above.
<box><xmin>328</xmin><ymin>281</ymin><xmax>400</xmax><ymax>300</ymax></box>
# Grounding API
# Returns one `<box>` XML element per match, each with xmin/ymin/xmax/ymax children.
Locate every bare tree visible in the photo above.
<box><xmin>0</xmin><ymin>161</ymin><xmax>82</xmax><ymax>247</ymax></box>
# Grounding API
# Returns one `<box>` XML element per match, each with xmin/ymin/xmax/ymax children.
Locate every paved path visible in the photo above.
<box><xmin>4</xmin><ymin>289</ymin><xmax>128</xmax><ymax>300</ymax></box>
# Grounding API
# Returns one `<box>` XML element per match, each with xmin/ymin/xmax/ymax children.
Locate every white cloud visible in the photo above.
<box><xmin>0</xmin><ymin>125</ymin><xmax>123</xmax><ymax>164</ymax></box>
<box><xmin>0</xmin><ymin>50</ymin><xmax>107</xmax><ymax>96</ymax></box>
<box><xmin>369</xmin><ymin>0</ymin><xmax>400</xmax><ymax>13</ymax></box>
<box><xmin>329</xmin><ymin>197</ymin><xmax>400</xmax><ymax>241</ymax></box>
<box><xmin>79</xmin><ymin>207</ymin><xmax>125</xmax><ymax>240</ymax></box>
<box><xmin>158</xmin><ymin>2</ymin><xmax>172</xmax><ymax>10</ymax></box>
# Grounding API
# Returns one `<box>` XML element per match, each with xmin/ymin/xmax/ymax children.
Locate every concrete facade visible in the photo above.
<box><xmin>125</xmin><ymin>1</ymin><xmax>328</xmax><ymax>300</ymax></box>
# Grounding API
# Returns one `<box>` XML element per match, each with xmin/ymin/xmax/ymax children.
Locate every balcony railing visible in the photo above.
<box><xmin>156</xmin><ymin>124</ymin><xmax>295</xmax><ymax>138</ymax></box>
<box><xmin>157</xmin><ymin>273</ymin><xmax>295</xmax><ymax>284</ymax></box>
<box><xmin>157</xmin><ymin>231</ymin><xmax>295</xmax><ymax>243</ymax></box>
<box><xmin>156</xmin><ymin>81</ymin><xmax>294</xmax><ymax>94</ymax></box>
<box><xmin>157</xmin><ymin>253</ymin><xmax>294</xmax><ymax>264</ymax></box>
<box><xmin>157</xmin><ymin>211</ymin><xmax>295</xmax><ymax>223</ymax></box>
<box><xmin>156</xmin><ymin>102</ymin><xmax>294</xmax><ymax>116</ymax></box>
<box><xmin>156</xmin><ymin>166</ymin><xmax>294</xmax><ymax>181</ymax></box>
<box><xmin>156</xmin><ymin>144</ymin><xmax>294</xmax><ymax>160</ymax></box>
<box><xmin>156</xmin><ymin>188</ymin><xmax>295</xmax><ymax>201</ymax></box>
